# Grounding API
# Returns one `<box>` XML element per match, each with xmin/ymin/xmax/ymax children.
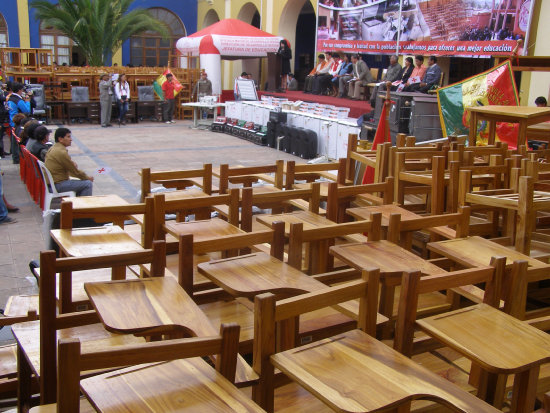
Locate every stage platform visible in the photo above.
<box><xmin>259</xmin><ymin>90</ymin><xmax>372</xmax><ymax>119</ymax></box>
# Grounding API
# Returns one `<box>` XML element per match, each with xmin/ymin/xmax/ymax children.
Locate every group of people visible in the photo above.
<box><xmin>0</xmin><ymin>80</ymin><xmax>95</xmax><ymax>225</ymax></box>
<box><xmin>302</xmin><ymin>52</ymin><xmax>441</xmax><ymax>103</ymax></box>
<box><xmin>99</xmin><ymin>71</ymin><xmax>181</xmax><ymax>126</ymax></box>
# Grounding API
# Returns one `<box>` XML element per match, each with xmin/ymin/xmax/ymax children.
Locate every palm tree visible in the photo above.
<box><xmin>31</xmin><ymin>0</ymin><xmax>169</xmax><ymax>66</ymax></box>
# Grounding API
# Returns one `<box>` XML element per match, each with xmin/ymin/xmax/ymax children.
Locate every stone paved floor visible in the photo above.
<box><xmin>0</xmin><ymin>119</ymin><xmax>303</xmax><ymax>346</ymax></box>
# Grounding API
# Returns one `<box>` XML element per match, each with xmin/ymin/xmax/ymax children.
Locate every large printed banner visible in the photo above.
<box><xmin>437</xmin><ymin>60</ymin><xmax>520</xmax><ymax>147</ymax></box>
<box><xmin>317</xmin><ymin>0</ymin><xmax>533</xmax><ymax>57</ymax></box>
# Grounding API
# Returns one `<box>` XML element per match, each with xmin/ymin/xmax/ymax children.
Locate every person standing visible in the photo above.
<box><xmin>99</xmin><ymin>73</ymin><xmax>113</xmax><ymax>127</ymax></box>
<box><xmin>162</xmin><ymin>73</ymin><xmax>177</xmax><ymax>124</ymax></box>
<box><xmin>0</xmin><ymin>166</ymin><xmax>17</xmax><ymax>224</ymax></box>
<box><xmin>114</xmin><ymin>74</ymin><xmax>130</xmax><ymax>125</ymax></box>
<box><xmin>7</xmin><ymin>83</ymin><xmax>31</xmax><ymax>164</ymax></box>
<box><xmin>193</xmin><ymin>72</ymin><xmax>213</xmax><ymax>99</ymax></box>
<box><xmin>44</xmin><ymin>128</ymin><xmax>94</xmax><ymax>197</ymax></box>
<box><xmin>277</xmin><ymin>39</ymin><xmax>292</xmax><ymax>91</ymax></box>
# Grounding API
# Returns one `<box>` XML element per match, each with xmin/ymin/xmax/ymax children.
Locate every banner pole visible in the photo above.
<box><xmin>396</xmin><ymin>0</ymin><xmax>403</xmax><ymax>55</ymax></box>
<box><xmin>314</xmin><ymin>1</ymin><xmax>319</xmax><ymax>61</ymax></box>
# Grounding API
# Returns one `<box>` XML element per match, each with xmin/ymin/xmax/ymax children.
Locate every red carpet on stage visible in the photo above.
<box><xmin>259</xmin><ymin>90</ymin><xmax>372</xmax><ymax>119</ymax></box>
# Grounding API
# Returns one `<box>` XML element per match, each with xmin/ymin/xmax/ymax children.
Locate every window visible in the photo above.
<box><xmin>0</xmin><ymin>13</ymin><xmax>8</xmax><ymax>48</ymax></box>
<box><xmin>39</xmin><ymin>22</ymin><xmax>72</xmax><ymax>65</ymax></box>
<box><xmin>130</xmin><ymin>8</ymin><xmax>186</xmax><ymax>67</ymax></box>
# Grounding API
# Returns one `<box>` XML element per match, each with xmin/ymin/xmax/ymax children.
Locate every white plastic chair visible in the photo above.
<box><xmin>37</xmin><ymin>160</ymin><xmax>76</xmax><ymax>210</ymax></box>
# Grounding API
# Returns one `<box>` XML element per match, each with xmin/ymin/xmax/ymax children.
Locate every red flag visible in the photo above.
<box><xmin>362</xmin><ymin>101</ymin><xmax>390</xmax><ymax>184</ymax></box>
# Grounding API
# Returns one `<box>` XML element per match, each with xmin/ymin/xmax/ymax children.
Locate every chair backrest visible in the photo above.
<box><xmin>287</xmin><ymin>214</ymin><xmax>382</xmax><ymax>274</ymax></box>
<box><xmin>285</xmin><ymin>158</ymin><xmax>347</xmax><ymax>189</ymax></box>
<box><xmin>393</xmin><ymin>256</ymin><xmax>524</xmax><ymax>357</ymax></box>
<box><xmin>28</xmin><ymin>84</ymin><xmax>45</xmax><ymax>110</ymax></box>
<box><xmin>37</xmin><ymin>159</ymin><xmax>55</xmax><ymax>191</ymax></box>
<box><xmin>57</xmin><ymin>322</ymin><xmax>240</xmax><ymax>412</ymax></box>
<box><xmin>252</xmin><ymin>270</ymin><xmax>379</xmax><ymax>411</ymax></box>
<box><xmin>140</xmin><ymin>164</ymin><xmax>213</xmax><ymax>202</ymax></box>
<box><xmin>39</xmin><ymin>241</ymin><xmax>166</xmax><ymax>405</ymax></box>
<box><xmin>137</xmin><ymin>85</ymin><xmax>155</xmax><ymax>101</ymax></box>
<box><xmin>370</xmin><ymin>68</ymin><xmax>379</xmax><ymax>81</ymax></box>
<box><xmin>218</xmin><ymin>161</ymin><xmax>284</xmax><ymax>194</ymax></box>
<box><xmin>71</xmin><ymin>86</ymin><xmax>89</xmax><ymax>102</ymax></box>
<box><xmin>325</xmin><ymin>178</ymin><xmax>394</xmax><ymax>222</ymax></box>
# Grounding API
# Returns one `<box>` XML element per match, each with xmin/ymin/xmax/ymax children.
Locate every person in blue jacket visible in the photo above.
<box><xmin>7</xmin><ymin>83</ymin><xmax>31</xmax><ymax>164</ymax></box>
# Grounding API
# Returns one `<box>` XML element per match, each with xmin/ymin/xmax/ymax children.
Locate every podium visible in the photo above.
<box><xmin>266</xmin><ymin>53</ymin><xmax>282</xmax><ymax>92</ymax></box>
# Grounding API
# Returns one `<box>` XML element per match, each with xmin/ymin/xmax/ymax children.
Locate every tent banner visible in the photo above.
<box><xmin>317</xmin><ymin>0</ymin><xmax>534</xmax><ymax>57</ymax></box>
<box><xmin>153</xmin><ymin>69</ymin><xmax>183</xmax><ymax>100</ymax></box>
<box><xmin>212</xmin><ymin>35</ymin><xmax>282</xmax><ymax>57</ymax></box>
<box><xmin>437</xmin><ymin>60</ymin><xmax>519</xmax><ymax>147</ymax></box>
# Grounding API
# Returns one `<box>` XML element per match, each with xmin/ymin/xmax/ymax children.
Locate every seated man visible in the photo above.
<box><xmin>44</xmin><ymin>128</ymin><xmax>94</xmax><ymax>197</ymax></box>
<box><xmin>312</xmin><ymin>52</ymin><xmax>335</xmax><ymax>95</ymax></box>
<box><xmin>304</xmin><ymin>54</ymin><xmax>328</xmax><ymax>93</ymax></box>
<box><xmin>287</xmin><ymin>73</ymin><xmax>299</xmax><ymax>91</ymax></box>
<box><xmin>407</xmin><ymin>55</ymin><xmax>441</xmax><ymax>93</ymax></box>
<box><xmin>347</xmin><ymin>54</ymin><xmax>375</xmax><ymax>100</ymax></box>
<box><xmin>370</xmin><ymin>55</ymin><xmax>402</xmax><ymax>106</ymax></box>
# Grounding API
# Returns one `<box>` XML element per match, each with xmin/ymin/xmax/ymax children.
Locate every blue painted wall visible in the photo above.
<box><xmin>0</xmin><ymin>1</ymin><xmax>21</xmax><ymax>48</ymax></box>
<box><xmin>3</xmin><ymin>0</ymin><xmax>197</xmax><ymax>66</ymax></box>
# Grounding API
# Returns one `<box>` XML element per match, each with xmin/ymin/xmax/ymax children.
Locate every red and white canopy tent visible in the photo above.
<box><xmin>176</xmin><ymin>19</ymin><xmax>285</xmax><ymax>95</ymax></box>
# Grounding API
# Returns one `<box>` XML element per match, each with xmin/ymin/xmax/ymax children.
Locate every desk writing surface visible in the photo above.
<box><xmin>330</xmin><ymin>241</ymin><xmax>446</xmax><ymax>276</ymax></box>
<box><xmin>197</xmin><ymin>252</ymin><xmax>322</xmax><ymax>298</ymax></box>
<box><xmin>50</xmin><ymin>226</ymin><xmax>143</xmax><ymax>257</ymax></box>
<box><xmin>271</xmin><ymin>329</ymin><xmax>500</xmax><ymax>413</ymax></box>
<box><xmin>68</xmin><ymin>194</ymin><xmax>128</xmax><ymax>209</ymax></box>
<box><xmin>467</xmin><ymin>106</ymin><xmax>550</xmax><ymax>119</ymax></box>
<box><xmin>256</xmin><ymin>210</ymin><xmax>335</xmax><ymax>235</ymax></box>
<box><xmin>417</xmin><ymin>303</ymin><xmax>550</xmax><ymax>373</ymax></box>
<box><xmin>427</xmin><ymin>236</ymin><xmax>546</xmax><ymax>268</ymax></box>
<box><xmin>164</xmin><ymin>217</ymin><xmax>243</xmax><ymax>241</ymax></box>
<box><xmin>162</xmin><ymin>188</ymin><xmax>209</xmax><ymax>201</ymax></box>
<box><xmin>346</xmin><ymin>204</ymin><xmax>420</xmax><ymax>225</ymax></box>
<box><xmin>81</xmin><ymin>357</ymin><xmax>265</xmax><ymax>413</ymax></box>
<box><xmin>85</xmin><ymin>277</ymin><xmax>217</xmax><ymax>337</ymax></box>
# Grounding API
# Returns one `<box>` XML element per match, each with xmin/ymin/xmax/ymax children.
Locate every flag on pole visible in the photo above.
<box><xmin>437</xmin><ymin>60</ymin><xmax>520</xmax><ymax>147</ymax></box>
<box><xmin>362</xmin><ymin>101</ymin><xmax>391</xmax><ymax>184</ymax></box>
<box><xmin>153</xmin><ymin>69</ymin><xmax>183</xmax><ymax>100</ymax></box>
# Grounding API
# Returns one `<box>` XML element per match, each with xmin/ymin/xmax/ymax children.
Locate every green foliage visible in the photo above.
<box><xmin>31</xmin><ymin>0</ymin><xmax>170</xmax><ymax>66</ymax></box>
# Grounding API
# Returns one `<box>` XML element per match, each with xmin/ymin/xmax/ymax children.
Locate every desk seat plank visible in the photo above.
<box><xmin>81</xmin><ymin>358</ymin><xmax>264</xmax><ymax>412</ymax></box>
<box><xmin>272</xmin><ymin>329</ymin><xmax>499</xmax><ymax>413</ymax></box>
<box><xmin>164</xmin><ymin>218</ymin><xmax>243</xmax><ymax>241</ymax></box>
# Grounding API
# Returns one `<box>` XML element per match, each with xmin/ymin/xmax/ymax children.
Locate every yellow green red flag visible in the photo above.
<box><xmin>437</xmin><ymin>60</ymin><xmax>520</xmax><ymax>147</ymax></box>
<box><xmin>153</xmin><ymin>69</ymin><xmax>183</xmax><ymax>99</ymax></box>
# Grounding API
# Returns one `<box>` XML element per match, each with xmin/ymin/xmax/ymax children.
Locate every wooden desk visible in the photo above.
<box><xmin>162</xmin><ymin>188</ymin><xmax>209</xmax><ymax>201</ymax></box>
<box><xmin>527</xmin><ymin>122</ymin><xmax>550</xmax><ymax>142</ymax></box>
<box><xmin>50</xmin><ymin>226</ymin><xmax>143</xmax><ymax>257</ymax></box>
<box><xmin>272</xmin><ymin>329</ymin><xmax>500</xmax><ymax>413</ymax></box>
<box><xmin>68</xmin><ymin>194</ymin><xmax>129</xmax><ymax>209</ymax></box>
<box><xmin>417</xmin><ymin>303</ymin><xmax>550</xmax><ymax>412</ymax></box>
<box><xmin>467</xmin><ymin>106</ymin><xmax>550</xmax><ymax>147</ymax></box>
<box><xmin>164</xmin><ymin>217</ymin><xmax>243</xmax><ymax>242</ymax></box>
<box><xmin>65</xmin><ymin>101</ymin><xmax>100</xmax><ymax>124</ymax></box>
<box><xmin>256</xmin><ymin>210</ymin><xmax>335</xmax><ymax>235</ymax></box>
<box><xmin>294</xmin><ymin>182</ymin><xmax>342</xmax><ymax>199</ymax></box>
<box><xmin>80</xmin><ymin>358</ymin><xmax>265</xmax><ymax>412</ymax></box>
<box><xmin>85</xmin><ymin>276</ymin><xmax>258</xmax><ymax>385</ymax></box>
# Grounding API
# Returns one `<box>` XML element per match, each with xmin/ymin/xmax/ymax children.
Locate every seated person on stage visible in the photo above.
<box><xmin>287</xmin><ymin>73</ymin><xmax>299</xmax><ymax>91</ymax></box>
<box><xmin>304</xmin><ymin>54</ymin><xmax>328</xmax><ymax>93</ymax></box>
<box><xmin>535</xmin><ymin>96</ymin><xmax>547</xmax><ymax>107</ymax></box>
<box><xmin>346</xmin><ymin>54</ymin><xmax>375</xmax><ymax>100</ymax></box>
<box><xmin>312</xmin><ymin>52</ymin><xmax>338</xmax><ymax>95</ymax></box>
<box><xmin>332</xmin><ymin>54</ymin><xmax>352</xmax><ymax>97</ymax></box>
<box><xmin>193</xmin><ymin>71</ymin><xmax>213</xmax><ymax>100</ymax></box>
<box><xmin>404</xmin><ymin>55</ymin><xmax>440</xmax><ymax>93</ymax></box>
<box><xmin>26</xmin><ymin>125</ymin><xmax>52</xmax><ymax>161</ymax></box>
<box><xmin>370</xmin><ymin>55</ymin><xmax>402</xmax><ymax>106</ymax></box>
<box><xmin>45</xmin><ymin>128</ymin><xmax>94</xmax><ymax>197</ymax></box>
<box><xmin>389</xmin><ymin>56</ymin><xmax>414</xmax><ymax>92</ymax></box>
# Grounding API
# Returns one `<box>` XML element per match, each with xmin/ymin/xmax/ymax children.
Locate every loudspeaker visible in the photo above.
<box><xmin>301</xmin><ymin>129</ymin><xmax>318</xmax><ymax>159</ymax></box>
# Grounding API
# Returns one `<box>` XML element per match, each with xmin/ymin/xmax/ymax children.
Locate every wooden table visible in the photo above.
<box><xmin>271</xmin><ymin>329</ymin><xmax>500</xmax><ymax>413</ymax></box>
<box><xmin>80</xmin><ymin>357</ymin><xmax>265</xmax><ymax>413</ymax></box>
<box><xmin>417</xmin><ymin>303</ymin><xmax>550</xmax><ymax>412</ymax></box>
<box><xmin>526</xmin><ymin>122</ymin><xmax>550</xmax><ymax>142</ymax></box>
<box><xmin>346</xmin><ymin>204</ymin><xmax>421</xmax><ymax>226</ymax></box>
<box><xmin>67</xmin><ymin>194</ymin><xmax>129</xmax><ymax>209</ymax></box>
<box><xmin>467</xmin><ymin>106</ymin><xmax>550</xmax><ymax>147</ymax></box>
<box><xmin>163</xmin><ymin>217</ymin><xmax>243</xmax><ymax>242</ymax></box>
<box><xmin>84</xmin><ymin>276</ymin><xmax>257</xmax><ymax>385</ymax></box>
<box><xmin>181</xmin><ymin>102</ymin><xmax>225</xmax><ymax>128</ymax></box>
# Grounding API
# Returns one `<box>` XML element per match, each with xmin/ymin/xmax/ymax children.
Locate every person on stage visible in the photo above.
<box><xmin>277</xmin><ymin>40</ymin><xmax>292</xmax><ymax>92</ymax></box>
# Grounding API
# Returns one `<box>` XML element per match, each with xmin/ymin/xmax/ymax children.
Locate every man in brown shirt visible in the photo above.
<box><xmin>45</xmin><ymin>128</ymin><xmax>94</xmax><ymax>196</ymax></box>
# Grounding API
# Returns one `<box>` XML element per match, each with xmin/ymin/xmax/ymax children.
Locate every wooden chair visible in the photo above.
<box><xmin>252</xmin><ymin>271</ymin><xmax>501</xmax><ymax>413</ymax></box>
<box><xmin>32</xmin><ymin>324</ymin><xmax>263</xmax><ymax>412</ymax></box>
<box><xmin>284</xmin><ymin>159</ymin><xmax>347</xmax><ymax>190</ymax></box>
<box><xmin>139</xmin><ymin>164</ymin><xmax>214</xmax><ymax>203</ymax></box>
<box><xmin>14</xmin><ymin>241</ymin><xmax>166</xmax><ymax>411</ymax></box>
<box><xmin>394</xmin><ymin>258</ymin><xmax>550</xmax><ymax>411</ymax></box>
